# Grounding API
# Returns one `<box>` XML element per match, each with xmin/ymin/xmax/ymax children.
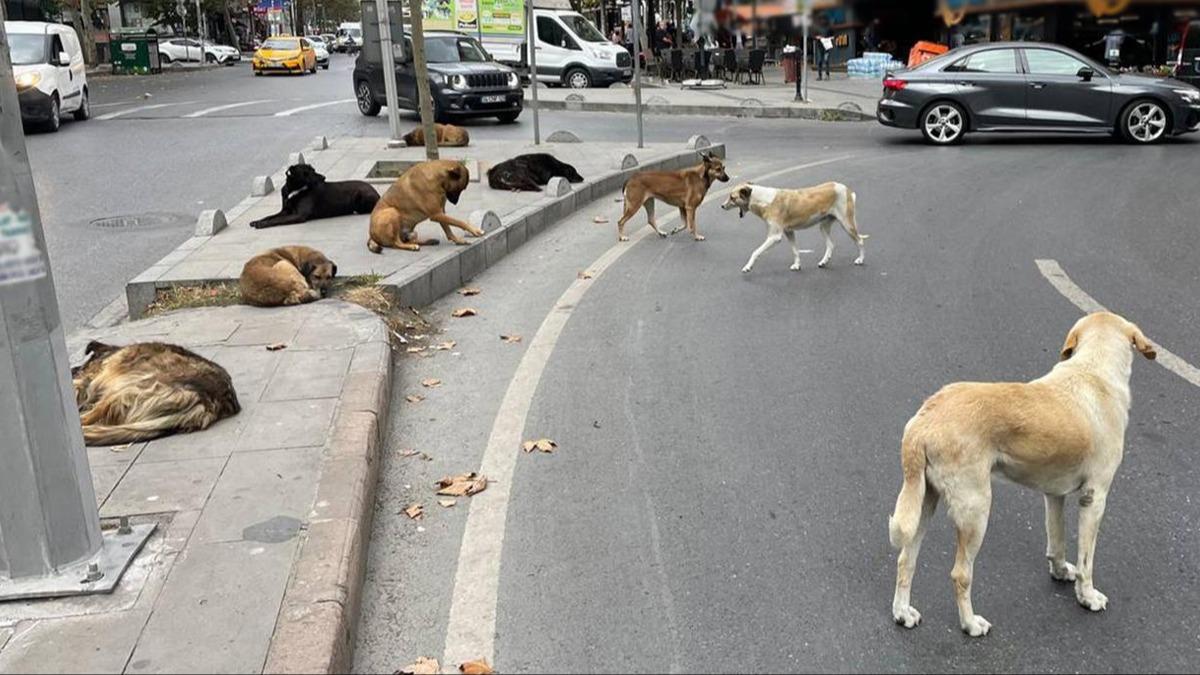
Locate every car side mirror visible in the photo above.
<box><xmin>1077</xmin><ymin>66</ymin><xmax>1094</xmax><ymax>82</ymax></box>
<box><xmin>57</xmin><ymin>51</ymin><xmax>70</xmax><ymax>66</ymax></box>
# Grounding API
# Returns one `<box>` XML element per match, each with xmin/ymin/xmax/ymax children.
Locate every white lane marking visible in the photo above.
<box><xmin>441</xmin><ymin>154</ymin><xmax>859</xmax><ymax>669</ymax></box>
<box><xmin>1037</xmin><ymin>259</ymin><xmax>1200</xmax><ymax>387</ymax></box>
<box><xmin>183</xmin><ymin>99</ymin><xmax>271</xmax><ymax>118</ymax></box>
<box><xmin>273</xmin><ymin>98</ymin><xmax>356</xmax><ymax>117</ymax></box>
<box><xmin>95</xmin><ymin>101</ymin><xmax>197</xmax><ymax>120</ymax></box>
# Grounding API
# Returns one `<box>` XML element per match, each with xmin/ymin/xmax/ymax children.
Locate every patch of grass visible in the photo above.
<box><xmin>145</xmin><ymin>282</ymin><xmax>241</xmax><ymax>317</ymax></box>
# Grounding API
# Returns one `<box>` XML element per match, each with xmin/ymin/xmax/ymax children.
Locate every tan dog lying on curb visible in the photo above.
<box><xmin>721</xmin><ymin>181</ymin><xmax>867</xmax><ymax>273</ymax></box>
<box><xmin>616</xmin><ymin>151</ymin><xmax>729</xmax><ymax>242</ymax></box>
<box><xmin>402</xmin><ymin>123</ymin><xmax>469</xmax><ymax>147</ymax></box>
<box><xmin>889</xmin><ymin>311</ymin><xmax>1157</xmax><ymax>637</ymax></box>
<box><xmin>240</xmin><ymin>245</ymin><xmax>337</xmax><ymax>307</ymax></box>
<box><xmin>367</xmin><ymin>160</ymin><xmax>480</xmax><ymax>253</ymax></box>
<box><xmin>73</xmin><ymin>341</ymin><xmax>240</xmax><ymax>446</ymax></box>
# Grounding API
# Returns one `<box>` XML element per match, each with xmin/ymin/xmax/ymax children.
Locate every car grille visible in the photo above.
<box><xmin>466</xmin><ymin>73</ymin><xmax>507</xmax><ymax>89</ymax></box>
<box><xmin>617</xmin><ymin>52</ymin><xmax>631</xmax><ymax>68</ymax></box>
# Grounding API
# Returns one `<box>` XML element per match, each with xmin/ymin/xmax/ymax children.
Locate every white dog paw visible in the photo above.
<box><xmin>1076</xmin><ymin>586</ymin><xmax>1108</xmax><ymax>612</ymax></box>
<box><xmin>893</xmin><ymin>605</ymin><xmax>921</xmax><ymax>629</ymax></box>
<box><xmin>790</xmin><ymin>263</ymin><xmax>801</xmax><ymax>272</ymax></box>
<box><xmin>656</xmin><ymin>230</ymin><xmax>668</xmax><ymax>238</ymax></box>
<box><xmin>854</xmin><ymin>257</ymin><xmax>865</xmax><ymax>266</ymax></box>
<box><xmin>694</xmin><ymin>235</ymin><xmax>706</xmax><ymax>242</ymax></box>
<box><xmin>619</xmin><ymin>236</ymin><xmax>630</xmax><ymax>242</ymax></box>
<box><xmin>818</xmin><ymin>260</ymin><xmax>830</xmax><ymax>269</ymax></box>
<box><xmin>741</xmin><ymin>266</ymin><xmax>753</xmax><ymax>274</ymax></box>
<box><xmin>1049</xmin><ymin>560</ymin><xmax>1078</xmax><ymax>582</ymax></box>
<box><xmin>961</xmin><ymin>615</ymin><xmax>992</xmax><ymax>637</ymax></box>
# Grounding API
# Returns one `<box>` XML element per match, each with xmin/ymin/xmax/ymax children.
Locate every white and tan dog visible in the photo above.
<box><xmin>720</xmin><ymin>181</ymin><xmax>867</xmax><ymax>273</ymax></box>
<box><xmin>889</xmin><ymin>312</ymin><xmax>1157</xmax><ymax>637</ymax></box>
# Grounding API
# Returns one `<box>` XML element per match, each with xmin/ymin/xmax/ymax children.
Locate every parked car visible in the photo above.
<box><xmin>877</xmin><ymin>42</ymin><xmax>1200</xmax><ymax>145</ymax></box>
<box><xmin>1175</xmin><ymin>20</ymin><xmax>1200</xmax><ymax>87</ymax></box>
<box><xmin>335</xmin><ymin>22</ymin><xmax>362</xmax><ymax>54</ymax></box>
<box><xmin>481</xmin><ymin>8</ymin><xmax>631</xmax><ymax>89</ymax></box>
<box><xmin>252</xmin><ymin>36</ymin><xmax>319</xmax><ymax>75</ymax></box>
<box><xmin>5</xmin><ymin>20</ymin><xmax>89</xmax><ymax>132</ymax></box>
<box><xmin>159</xmin><ymin>38</ymin><xmax>241</xmax><ymax>65</ymax></box>
<box><xmin>306</xmin><ymin>35</ymin><xmax>331</xmax><ymax>69</ymax></box>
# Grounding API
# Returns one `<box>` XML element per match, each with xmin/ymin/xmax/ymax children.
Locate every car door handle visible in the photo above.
<box><xmin>1029</xmin><ymin>82</ymin><xmax>1047</xmax><ymax>89</ymax></box>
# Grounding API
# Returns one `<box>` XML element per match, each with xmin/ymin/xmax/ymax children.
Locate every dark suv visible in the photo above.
<box><xmin>354</xmin><ymin>31</ymin><xmax>523</xmax><ymax>123</ymax></box>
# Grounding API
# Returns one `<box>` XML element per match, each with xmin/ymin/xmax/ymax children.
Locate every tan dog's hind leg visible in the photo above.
<box><xmin>276</xmin><ymin>262</ymin><xmax>318</xmax><ymax>305</ymax></box>
<box><xmin>644</xmin><ymin>199</ymin><xmax>666</xmax><ymax>237</ymax></box>
<box><xmin>1075</xmin><ymin>483</ymin><xmax>1112</xmax><ymax>611</ymax></box>
<box><xmin>617</xmin><ymin>187</ymin><xmax>647</xmax><ymax>242</ymax></box>
<box><xmin>784</xmin><ymin>231</ymin><xmax>803</xmax><ymax>271</ymax></box>
<box><xmin>818</xmin><ymin>220</ymin><xmax>835</xmax><ymax>268</ymax></box>
<box><xmin>1044</xmin><ymin>494</ymin><xmax>1077</xmax><ymax>581</ymax></box>
<box><xmin>892</xmin><ymin>488</ymin><xmax>938</xmax><ymax>629</ymax></box>
<box><xmin>837</xmin><ymin>188</ymin><xmax>867</xmax><ymax>265</ymax></box>
<box><xmin>946</xmin><ymin>473</ymin><xmax>993</xmax><ymax>637</ymax></box>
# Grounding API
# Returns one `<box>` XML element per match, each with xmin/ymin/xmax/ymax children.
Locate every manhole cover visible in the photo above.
<box><xmin>90</xmin><ymin>213</ymin><xmax>190</xmax><ymax>230</ymax></box>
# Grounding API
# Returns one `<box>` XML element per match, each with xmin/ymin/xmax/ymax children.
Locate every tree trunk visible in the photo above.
<box><xmin>408</xmin><ymin>0</ymin><xmax>439</xmax><ymax>160</ymax></box>
<box><xmin>72</xmin><ymin>0</ymin><xmax>97</xmax><ymax>66</ymax></box>
<box><xmin>223</xmin><ymin>0</ymin><xmax>240</xmax><ymax>49</ymax></box>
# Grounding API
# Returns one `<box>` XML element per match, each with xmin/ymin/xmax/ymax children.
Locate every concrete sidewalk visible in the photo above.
<box><xmin>0</xmin><ymin>301</ymin><xmax>390</xmax><ymax>674</ymax></box>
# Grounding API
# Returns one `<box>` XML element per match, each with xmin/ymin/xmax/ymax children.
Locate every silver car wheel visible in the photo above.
<box><xmin>1127</xmin><ymin>102</ymin><xmax>1167</xmax><ymax>143</ymax></box>
<box><xmin>924</xmin><ymin>104</ymin><xmax>963</xmax><ymax>144</ymax></box>
<box><xmin>567</xmin><ymin>69</ymin><xmax>591</xmax><ymax>89</ymax></box>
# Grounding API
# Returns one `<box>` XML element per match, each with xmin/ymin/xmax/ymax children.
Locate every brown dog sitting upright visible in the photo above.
<box><xmin>240</xmin><ymin>245</ymin><xmax>337</xmax><ymax>307</ymax></box>
<box><xmin>617</xmin><ymin>151</ymin><xmax>730</xmax><ymax>242</ymax></box>
<box><xmin>367</xmin><ymin>160</ymin><xmax>481</xmax><ymax>253</ymax></box>
<box><xmin>73</xmin><ymin>341</ymin><xmax>240</xmax><ymax>446</ymax></box>
<box><xmin>402</xmin><ymin>123</ymin><xmax>469</xmax><ymax>147</ymax></box>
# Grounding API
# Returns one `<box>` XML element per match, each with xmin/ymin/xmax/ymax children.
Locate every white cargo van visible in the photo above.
<box><xmin>5</xmin><ymin>21</ymin><xmax>90</xmax><ymax>132</ymax></box>
<box><xmin>483</xmin><ymin>8</ymin><xmax>631</xmax><ymax>88</ymax></box>
<box><xmin>335</xmin><ymin>22</ymin><xmax>363</xmax><ymax>53</ymax></box>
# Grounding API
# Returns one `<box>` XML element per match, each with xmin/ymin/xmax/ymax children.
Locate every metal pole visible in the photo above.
<box><xmin>801</xmin><ymin>1</ymin><xmax>810</xmax><ymax>102</ymax></box>
<box><xmin>631</xmin><ymin>0</ymin><xmax>643</xmax><ymax>148</ymax></box>
<box><xmin>526</xmin><ymin>0</ymin><xmax>540</xmax><ymax>145</ymax></box>
<box><xmin>0</xmin><ymin>21</ymin><xmax>154</xmax><ymax>602</ymax></box>
<box><xmin>409</xmin><ymin>0</ymin><xmax>439</xmax><ymax>160</ymax></box>
<box><xmin>376</xmin><ymin>0</ymin><xmax>404</xmax><ymax>147</ymax></box>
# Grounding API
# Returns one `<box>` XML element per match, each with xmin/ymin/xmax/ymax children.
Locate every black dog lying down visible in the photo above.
<box><xmin>487</xmin><ymin>153</ymin><xmax>584</xmax><ymax>192</ymax></box>
<box><xmin>250</xmin><ymin>163</ymin><xmax>380</xmax><ymax>229</ymax></box>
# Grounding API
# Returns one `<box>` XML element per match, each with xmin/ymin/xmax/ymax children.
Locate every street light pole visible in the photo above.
<box><xmin>0</xmin><ymin>21</ymin><xmax>154</xmax><ymax>602</ymax></box>
<box><xmin>408</xmin><ymin>0</ymin><xmax>440</xmax><ymax>160</ymax></box>
<box><xmin>374</xmin><ymin>0</ymin><xmax>404</xmax><ymax>147</ymax></box>
<box><xmin>630</xmin><ymin>0</ymin><xmax>644</xmax><ymax>148</ymax></box>
<box><xmin>526</xmin><ymin>0</ymin><xmax>540</xmax><ymax>145</ymax></box>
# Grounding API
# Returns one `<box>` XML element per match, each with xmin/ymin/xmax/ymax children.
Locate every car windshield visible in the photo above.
<box><xmin>9</xmin><ymin>33</ymin><xmax>45</xmax><ymax>65</ymax></box>
<box><xmin>561</xmin><ymin>14</ymin><xmax>605</xmax><ymax>43</ymax></box>
<box><xmin>425</xmin><ymin>36</ymin><xmax>487</xmax><ymax>63</ymax></box>
<box><xmin>262</xmin><ymin>39</ymin><xmax>298</xmax><ymax>50</ymax></box>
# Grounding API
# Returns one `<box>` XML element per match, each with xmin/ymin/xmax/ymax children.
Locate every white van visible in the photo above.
<box><xmin>483</xmin><ymin>9</ymin><xmax>631</xmax><ymax>88</ymax></box>
<box><xmin>335</xmin><ymin>22</ymin><xmax>363</xmax><ymax>53</ymax></box>
<box><xmin>5</xmin><ymin>21</ymin><xmax>90</xmax><ymax>132</ymax></box>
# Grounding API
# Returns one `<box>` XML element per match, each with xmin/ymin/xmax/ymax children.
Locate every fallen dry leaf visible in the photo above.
<box><xmin>109</xmin><ymin>443</ymin><xmax>132</xmax><ymax>453</ymax></box>
<box><xmin>500</xmin><ymin>334</ymin><xmax>522</xmax><ymax>343</ymax></box>
<box><xmin>577</xmin><ymin>271</ymin><xmax>594</xmax><ymax>280</ymax></box>
<box><xmin>266</xmin><ymin>343</ymin><xmax>288</xmax><ymax>351</ymax></box>
<box><xmin>593</xmin><ymin>215</ymin><xmax>610</xmax><ymax>224</ymax></box>
<box><xmin>406</xmin><ymin>346</ymin><xmax>426</xmax><ymax>354</ymax></box>
<box><xmin>452</xmin><ymin>308</ymin><xmax>478</xmax><ymax>318</ymax></box>
<box><xmin>436</xmin><ymin>473</ymin><xmax>489</xmax><ymax>497</ymax></box>
<box><xmin>397</xmin><ymin>656</ymin><xmax>440</xmax><ymax>675</ymax></box>
<box><xmin>522</xmin><ymin>438</ymin><xmax>558</xmax><ymax>454</ymax></box>
<box><xmin>405</xmin><ymin>394</ymin><xmax>425</xmax><ymax>403</ymax></box>
<box><xmin>399</xmin><ymin>448</ymin><xmax>420</xmax><ymax>457</ymax></box>
<box><xmin>404</xmin><ymin>504</ymin><xmax>424</xmax><ymax>520</ymax></box>
<box><xmin>432</xmin><ymin>341</ymin><xmax>457</xmax><ymax>351</ymax></box>
<box><xmin>438</xmin><ymin>499</ymin><xmax>457</xmax><ymax>508</ymax></box>
<box><xmin>421</xmin><ymin>378</ymin><xmax>442</xmax><ymax>388</ymax></box>
<box><xmin>459</xmin><ymin>659</ymin><xmax>495</xmax><ymax>675</ymax></box>
<box><xmin>459</xmin><ymin>287</ymin><xmax>482</xmax><ymax>296</ymax></box>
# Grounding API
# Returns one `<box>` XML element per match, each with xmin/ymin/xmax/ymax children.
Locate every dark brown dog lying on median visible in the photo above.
<box><xmin>73</xmin><ymin>341</ymin><xmax>240</xmax><ymax>446</ymax></box>
<box><xmin>487</xmin><ymin>153</ymin><xmax>584</xmax><ymax>192</ymax></box>
<box><xmin>250</xmin><ymin>163</ymin><xmax>379</xmax><ymax>229</ymax></box>
<box><xmin>367</xmin><ymin>160</ymin><xmax>481</xmax><ymax>253</ymax></box>
<box><xmin>240</xmin><ymin>245</ymin><xmax>337</xmax><ymax>307</ymax></box>
<box><xmin>402</xmin><ymin>123</ymin><xmax>470</xmax><ymax>147</ymax></box>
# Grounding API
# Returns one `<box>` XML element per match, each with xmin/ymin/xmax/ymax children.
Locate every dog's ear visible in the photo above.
<box><xmin>1060</xmin><ymin>326</ymin><xmax>1080</xmax><ymax>361</ymax></box>
<box><xmin>330</xmin><ymin>263</ymin><xmax>338</xmax><ymax>278</ymax></box>
<box><xmin>84</xmin><ymin>340</ymin><xmax>114</xmax><ymax>357</ymax></box>
<box><xmin>446</xmin><ymin>165</ymin><xmax>463</xmax><ymax>182</ymax></box>
<box><xmin>299</xmin><ymin>260</ymin><xmax>315</xmax><ymax>280</ymax></box>
<box><xmin>1129</xmin><ymin>322</ymin><xmax>1157</xmax><ymax>361</ymax></box>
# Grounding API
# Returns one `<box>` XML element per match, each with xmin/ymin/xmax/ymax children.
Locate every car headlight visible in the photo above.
<box><xmin>508</xmin><ymin>71</ymin><xmax>520</xmax><ymax>88</ymax></box>
<box><xmin>449</xmin><ymin>74</ymin><xmax>468</xmax><ymax>91</ymax></box>
<box><xmin>1174</xmin><ymin>88</ymin><xmax>1200</xmax><ymax>104</ymax></box>
<box><xmin>15</xmin><ymin>72</ymin><xmax>41</xmax><ymax>90</ymax></box>
<box><xmin>589</xmin><ymin>46</ymin><xmax>610</xmax><ymax>61</ymax></box>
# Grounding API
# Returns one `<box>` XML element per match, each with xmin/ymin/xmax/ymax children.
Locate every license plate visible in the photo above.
<box><xmin>623</xmin><ymin>68</ymin><xmax>632</xmax><ymax>76</ymax></box>
<box><xmin>481</xmin><ymin>95</ymin><xmax>505</xmax><ymax>104</ymax></box>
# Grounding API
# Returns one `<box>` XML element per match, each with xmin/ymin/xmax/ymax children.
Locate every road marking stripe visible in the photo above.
<box><xmin>1036</xmin><ymin>259</ymin><xmax>1200</xmax><ymax>387</ymax></box>
<box><xmin>442</xmin><ymin>154</ymin><xmax>859</xmax><ymax>669</ymax></box>
<box><xmin>272</xmin><ymin>98</ymin><xmax>355</xmax><ymax>117</ymax></box>
<box><xmin>183</xmin><ymin>100</ymin><xmax>271</xmax><ymax>118</ymax></box>
<box><xmin>95</xmin><ymin>101</ymin><xmax>197</xmax><ymax>120</ymax></box>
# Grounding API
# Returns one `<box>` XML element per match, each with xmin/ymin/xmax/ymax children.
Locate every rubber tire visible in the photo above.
<box><xmin>161</xmin><ymin>53</ymin><xmax>173</xmax><ymax>64</ymax></box>
<box><xmin>356</xmin><ymin>80</ymin><xmax>381</xmax><ymax>116</ymax></box>
<box><xmin>254</xmin><ymin>69</ymin><xmax>262</xmax><ymax>76</ymax></box>
<box><xmin>73</xmin><ymin>87</ymin><xmax>90</xmax><ymax>121</ymax></box>
<box><xmin>564</xmin><ymin>67</ymin><xmax>592</xmax><ymax>89</ymax></box>
<box><xmin>322</xmin><ymin>63</ymin><xmax>329</xmax><ymax>70</ymax></box>
<box><xmin>205</xmin><ymin>53</ymin><xmax>216</xmax><ymax>63</ymax></box>
<box><xmin>496</xmin><ymin>111</ymin><xmax>520</xmax><ymax>123</ymax></box>
<box><xmin>919</xmin><ymin>100</ymin><xmax>967</xmax><ymax>145</ymax></box>
<box><xmin>1117</xmin><ymin>99</ymin><xmax>1169</xmax><ymax>145</ymax></box>
<box><xmin>43</xmin><ymin>95</ymin><xmax>61</xmax><ymax>133</ymax></box>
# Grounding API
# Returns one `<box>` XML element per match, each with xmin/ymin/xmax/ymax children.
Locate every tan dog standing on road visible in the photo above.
<box><xmin>721</xmin><ymin>181</ymin><xmax>867</xmax><ymax>273</ymax></box>
<box><xmin>367</xmin><ymin>160</ymin><xmax>480</xmax><ymax>253</ymax></box>
<box><xmin>889</xmin><ymin>312</ymin><xmax>1157</xmax><ymax>637</ymax></box>
<box><xmin>402</xmin><ymin>123</ymin><xmax>470</xmax><ymax>147</ymax></box>
<box><xmin>240</xmin><ymin>245</ymin><xmax>337</xmax><ymax>307</ymax></box>
<box><xmin>616</xmin><ymin>151</ymin><xmax>729</xmax><ymax>242</ymax></box>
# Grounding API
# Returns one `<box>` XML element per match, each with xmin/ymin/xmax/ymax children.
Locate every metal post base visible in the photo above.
<box><xmin>0</xmin><ymin>523</ymin><xmax>156</xmax><ymax>602</ymax></box>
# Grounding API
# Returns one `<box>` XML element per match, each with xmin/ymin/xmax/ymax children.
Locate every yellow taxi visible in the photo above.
<box><xmin>252</xmin><ymin>36</ymin><xmax>318</xmax><ymax>75</ymax></box>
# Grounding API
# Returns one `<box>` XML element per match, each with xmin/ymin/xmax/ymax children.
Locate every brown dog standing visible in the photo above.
<box><xmin>240</xmin><ymin>245</ymin><xmax>337</xmax><ymax>307</ymax></box>
<box><xmin>367</xmin><ymin>160</ymin><xmax>480</xmax><ymax>253</ymax></box>
<box><xmin>403</xmin><ymin>124</ymin><xmax>470</xmax><ymax>147</ymax></box>
<box><xmin>617</xmin><ymin>151</ymin><xmax>730</xmax><ymax>242</ymax></box>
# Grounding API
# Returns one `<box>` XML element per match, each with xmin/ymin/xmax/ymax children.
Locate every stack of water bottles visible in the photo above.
<box><xmin>846</xmin><ymin>51</ymin><xmax>906</xmax><ymax>79</ymax></box>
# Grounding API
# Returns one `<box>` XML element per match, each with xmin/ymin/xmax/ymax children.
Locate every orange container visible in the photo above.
<box><xmin>908</xmin><ymin>41</ymin><xmax>949</xmax><ymax>68</ymax></box>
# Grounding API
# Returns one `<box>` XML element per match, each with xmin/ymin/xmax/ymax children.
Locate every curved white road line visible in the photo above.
<box><xmin>183</xmin><ymin>100</ymin><xmax>271</xmax><ymax>118</ymax></box>
<box><xmin>273</xmin><ymin>98</ymin><xmax>356</xmax><ymax>117</ymax></box>
<box><xmin>441</xmin><ymin>154</ymin><xmax>859</xmax><ymax>670</ymax></box>
<box><xmin>1036</xmin><ymin>259</ymin><xmax>1200</xmax><ymax>387</ymax></box>
<box><xmin>95</xmin><ymin>101</ymin><xmax>197</xmax><ymax>121</ymax></box>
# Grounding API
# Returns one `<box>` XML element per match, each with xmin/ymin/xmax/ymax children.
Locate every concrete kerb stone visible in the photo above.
<box><xmin>252</xmin><ymin>175</ymin><xmax>275</xmax><ymax>197</ymax></box>
<box><xmin>564</xmin><ymin>93</ymin><xmax>585</xmax><ymax>111</ymax></box>
<box><xmin>546</xmin><ymin>130</ymin><xmax>582</xmax><ymax>143</ymax></box>
<box><xmin>618</xmin><ymin>153</ymin><xmax>638</xmax><ymax>170</ymax></box>
<box><xmin>545</xmin><ymin>176</ymin><xmax>573</xmax><ymax>197</ymax></box>
<box><xmin>469</xmin><ymin>209</ymin><xmax>501</xmax><ymax>234</ymax></box>
<box><xmin>687</xmin><ymin>134</ymin><xmax>711</xmax><ymax>150</ymax></box>
<box><xmin>195</xmin><ymin>209</ymin><xmax>227</xmax><ymax>237</ymax></box>
<box><xmin>310</xmin><ymin>135</ymin><xmax>330</xmax><ymax>151</ymax></box>
<box><xmin>288</xmin><ymin>151</ymin><xmax>306</xmax><ymax>166</ymax></box>
<box><xmin>528</xmin><ymin>98</ymin><xmax>873</xmax><ymax>121</ymax></box>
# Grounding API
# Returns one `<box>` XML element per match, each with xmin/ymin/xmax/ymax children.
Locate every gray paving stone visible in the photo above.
<box><xmin>100</xmin><ymin>457</ymin><xmax>227</xmax><ymax>518</ymax></box>
<box><xmin>137</xmin><ymin>407</ymin><xmax>251</xmax><ymax>464</ymax></box>
<box><xmin>191</xmin><ymin>447</ymin><xmax>321</xmax><ymax>545</ymax></box>
<box><xmin>0</xmin><ymin>609</ymin><xmax>150</xmax><ymax>674</ymax></box>
<box><xmin>87</xmin><ymin>443</ymin><xmax>145</xmax><ymax>468</ymax></box>
<box><xmin>92</xmin><ymin>464</ymin><xmax>130</xmax><ymax>507</ymax></box>
<box><xmin>225</xmin><ymin>318</ymin><xmax>304</xmax><ymax>347</ymax></box>
<box><xmin>126</xmin><ymin>539</ymin><xmax>296</xmax><ymax>674</ymax></box>
<box><xmin>262</xmin><ymin>349</ymin><xmax>353</xmax><ymax>401</ymax></box>
<box><xmin>207</xmin><ymin>344</ymin><xmax>284</xmax><ymax>401</ymax></box>
<box><xmin>236</xmin><ymin>399</ymin><xmax>337</xmax><ymax>452</ymax></box>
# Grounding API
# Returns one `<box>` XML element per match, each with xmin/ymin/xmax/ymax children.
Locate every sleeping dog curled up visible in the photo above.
<box><xmin>240</xmin><ymin>245</ymin><xmax>337</xmax><ymax>307</ymax></box>
<box><xmin>73</xmin><ymin>341</ymin><xmax>240</xmax><ymax>446</ymax></box>
<box><xmin>487</xmin><ymin>153</ymin><xmax>584</xmax><ymax>192</ymax></box>
<box><xmin>402</xmin><ymin>123</ymin><xmax>470</xmax><ymax>147</ymax></box>
<box><xmin>249</xmin><ymin>163</ymin><xmax>379</xmax><ymax>229</ymax></box>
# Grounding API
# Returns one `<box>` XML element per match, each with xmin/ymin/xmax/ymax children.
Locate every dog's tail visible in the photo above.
<box><xmin>82</xmin><ymin>406</ymin><xmax>208</xmax><ymax>446</ymax></box>
<box><xmin>367</xmin><ymin>238</ymin><xmax>383</xmax><ymax>254</ymax></box>
<box><xmin>888</xmin><ymin>434</ymin><xmax>928</xmax><ymax>550</ymax></box>
<box><xmin>847</xmin><ymin>189</ymin><xmax>870</xmax><ymax>244</ymax></box>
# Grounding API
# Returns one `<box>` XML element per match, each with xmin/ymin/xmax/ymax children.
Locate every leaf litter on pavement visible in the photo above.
<box><xmin>436</xmin><ymin>473</ymin><xmax>489</xmax><ymax>497</ymax></box>
<box><xmin>500</xmin><ymin>334</ymin><xmax>522</xmax><ymax>343</ymax></box>
<box><xmin>522</xmin><ymin>438</ymin><xmax>558</xmax><ymax>454</ymax></box>
<box><xmin>396</xmin><ymin>656</ymin><xmax>440</xmax><ymax>675</ymax></box>
<box><xmin>403</xmin><ymin>504</ymin><xmax>424</xmax><ymax>520</ymax></box>
<box><xmin>459</xmin><ymin>660</ymin><xmax>495</xmax><ymax>675</ymax></box>
<box><xmin>458</xmin><ymin>287</ymin><xmax>482</xmax><ymax>296</ymax></box>
<box><xmin>405</xmin><ymin>394</ymin><xmax>425</xmax><ymax>403</ymax></box>
<box><xmin>452</xmin><ymin>308</ymin><xmax>477</xmax><ymax>318</ymax></box>
<box><xmin>421</xmin><ymin>378</ymin><xmax>442</xmax><ymax>388</ymax></box>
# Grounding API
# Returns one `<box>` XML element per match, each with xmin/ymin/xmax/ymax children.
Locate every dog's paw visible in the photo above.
<box><xmin>453</xmin><ymin>239</ymin><xmax>470</xmax><ymax>246</ymax></box>
<box><xmin>893</xmin><ymin>605</ymin><xmax>921</xmax><ymax>629</ymax></box>
<box><xmin>1049</xmin><ymin>560</ymin><xmax>1077</xmax><ymax>582</ymax></box>
<box><xmin>250</xmin><ymin>222</ymin><xmax>263</xmax><ymax>229</ymax></box>
<box><xmin>619</xmin><ymin>236</ymin><xmax>630</xmax><ymax>242</ymax></box>
<box><xmin>741</xmin><ymin>265</ymin><xmax>753</xmax><ymax>274</ymax></box>
<box><xmin>818</xmin><ymin>260</ymin><xmax>830</xmax><ymax>269</ymax></box>
<box><xmin>470</xmin><ymin>229</ymin><xmax>485</xmax><ymax>238</ymax></box>
<box><xmin>655</xmin><ymin>230</ymin><xmax>668</xmax><ymax>238</ymax></box>
<box><xmin>1076</xmin><ymin>586</ymin><xmax>1108</xmax><ymax>612</ymax></box>
<box><xmin>960</xmin><ymin>615</ymin><xmax>992</xmax><ymax>637</ymax></box>
<box><xmin>854</xmin><ymin>257</ymin><xmax>865</xmax><ymax>266</ymax></box>
<box><xmin>693</xmin><ymin>234</ymin><xmax>706</xmax><ymax>242</ymax></box>
<box><xmin>790</xmin><ymin>263</ymin><xmax>801</xmax><ymax>272</ymax></box>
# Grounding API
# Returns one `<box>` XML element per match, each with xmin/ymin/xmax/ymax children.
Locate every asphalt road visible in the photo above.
<box><xmin>354</xmin><ymin>120</ymin><xmax>1200</xmax><ymax>673</ymax></box>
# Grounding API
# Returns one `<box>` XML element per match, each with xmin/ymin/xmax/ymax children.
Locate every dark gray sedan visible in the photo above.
<box><xmin>877</xmin><ymin>42</ymin><xmax>1200</xmax><ymax>144</ymax></box>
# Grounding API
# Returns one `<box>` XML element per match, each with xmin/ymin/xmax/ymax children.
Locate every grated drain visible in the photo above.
<box><xmin>90</xmin><ymin>213</ymin><xmax>190</xmax><ymax>230</ymax></box>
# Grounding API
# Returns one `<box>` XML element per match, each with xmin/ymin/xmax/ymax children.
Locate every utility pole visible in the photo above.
<box><xmin>630</xmin><ymin>0</ymin><xmax>644</xmax><ymax>148</ymax></box>
<box><xmin>526</xmin><ymin>0</ymin><xmax>540</xmax><ymax>145</ymax></box>
<box><xmin>408</xmin><ymin>0</ymin><xmax>439</xmax><ymax>160</ymax></box>
<box><xmin>0</xmin><ymin>21</ymin><xmax>154</xmax><ymax>603</ymax></box>
<box><xmin>373</xmin><ymin>0</ymin><xmax>404</xmax><ymax>147</ymax></box>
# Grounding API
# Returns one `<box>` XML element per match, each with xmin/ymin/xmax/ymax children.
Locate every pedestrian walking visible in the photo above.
<box><xmin>814</xmin><ymin>29</ymin><xmax>833</xmax><ymax>81</ymax></box>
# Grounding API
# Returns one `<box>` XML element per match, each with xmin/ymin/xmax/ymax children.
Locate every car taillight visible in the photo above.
<box><xmin>883</xmin><ymin>78</ymin><xmax>908</xmax><ymax>92</ymax></box>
